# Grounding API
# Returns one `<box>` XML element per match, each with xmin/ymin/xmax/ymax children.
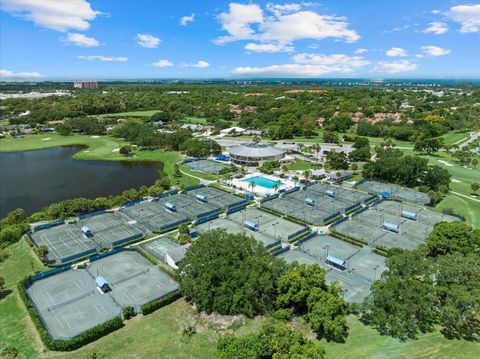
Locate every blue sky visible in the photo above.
<box><xmin>1</xmin><ymin>0</ymin><xmax>479</xmax><ymax>80</ymax></box>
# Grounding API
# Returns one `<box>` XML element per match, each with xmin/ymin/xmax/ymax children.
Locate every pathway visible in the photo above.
<box><xmin>451</xmin><ymin>190</ymin><xmax>480</xmax><ymax>203</ymax></box>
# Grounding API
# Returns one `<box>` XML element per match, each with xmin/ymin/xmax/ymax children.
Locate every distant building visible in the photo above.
<box><xmin>181</xmin><ymin>124</ymin><xmax>204</xmax><ymax>131</ymax></box>
<box><xmin>74</xmin><ymin>80</ymin><xmax>98</xmax><ymax>89</ymax></box>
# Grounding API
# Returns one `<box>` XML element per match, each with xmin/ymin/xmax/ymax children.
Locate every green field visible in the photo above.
<box><xmin>98</xmin><ymin>110</ymin><xmax>161</xmax><ymax>118</ymax></box>
<box><xmin>403</xmin><ymin>149</ymin><xmax>480</xmax><ymax>227</ymax></box>
<box><xmin>285</xmin><ymin>158</ymin><xmax>317</xmax><ymax>171</ymax></box>
<box><xmin>0</xmin><ymin>134</ymin><xmax>199</xmax><ymax>187</ymax></box>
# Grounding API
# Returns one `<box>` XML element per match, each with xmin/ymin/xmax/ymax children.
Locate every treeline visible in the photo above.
<box><xmin>363</xmin><ymin>147</ymin><xmax>451</xmax><ymax>202</ymax></box>
<box><xmin>2</xmin><ymin>84</ymin><xmax>479</xmax><ymax>138</ymax></box>
<box><xmin>362</xmin><ymin>221</ymin><xmax>480</xmax><ymax>341</ymax></box>
<box><xmin>111</xmin><ymin>123</ymin><xmax>221</xmax><ymax>157</ymax></box>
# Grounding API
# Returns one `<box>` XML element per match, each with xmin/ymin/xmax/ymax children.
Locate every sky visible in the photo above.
<box><xmin>0</xmin><ymin>0</ymin><xmax>479</xmax><ymax>80</ymax></box>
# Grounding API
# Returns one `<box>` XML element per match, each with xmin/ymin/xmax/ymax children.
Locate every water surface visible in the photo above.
<box><xmin>0</xmin><ymin>146</ymin><xmax>163</xmax><ymax>217</ymax></box>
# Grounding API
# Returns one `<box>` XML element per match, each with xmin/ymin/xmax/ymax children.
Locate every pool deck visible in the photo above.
<box><xmin>231</xmin><ymin>173</ymin><xmax>295</xmax><ymax>196</ymax></box>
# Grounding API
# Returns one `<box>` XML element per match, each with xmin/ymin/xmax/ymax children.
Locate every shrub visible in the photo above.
<box><xmin>141</xmin><ymin>291</ymin><xmax>182</xmax><ymax>315</ymax></box>
<box><xmin>123</xmin><ymin>306</ymin><xmax>135</xmax><ymax>320</ymax></box>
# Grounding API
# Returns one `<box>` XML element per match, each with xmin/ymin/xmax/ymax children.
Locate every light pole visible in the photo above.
<box><xmin>343</xmin><ymin>288</ymin><xmax>348</xmax><ymax>300</ymax></box>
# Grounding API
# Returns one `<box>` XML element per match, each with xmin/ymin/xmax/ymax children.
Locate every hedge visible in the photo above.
<box><xmin>141</xmin><ymin>291</ymin><xmax>182</xmax><ymax>316</ymax></box>
<box><xmin>18</xmin><ymin>277</ymin><xmax>124</xmax><ymax>351</ymax></box>
<box><xmin>323</xmin><ymin>215</ymin><xmax>343</xmax><ymax>226</ymax></box>
<box><xmin>285</xmin><ymin>215</ymin><xmax>312</xmax><ymax>226</ymax></box>
<box><xmin>329</xmin><ymin>231</ymin><xmax>365</xmax><ymax>247</ymax></box>
<box><xmin>373</xmin><ymin>247</ymin><xmax>390</xmax><ymax>257</ymax></box>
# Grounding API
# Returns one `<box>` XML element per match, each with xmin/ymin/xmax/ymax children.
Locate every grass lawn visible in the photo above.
<box><xmin>0</xmin><ymin>240</ymin><xmax>46</xmax><ymax>358</ymax></box>
<box><xmin>97</xmin><ymin>110</ymin><xmax>161</xmax><ymax>118</ymax></box>
<box><xmin>0</xmin><ymin>134</ymin><xmax>199</xmax><ymax>187</ymax></box>
<box><xmin>285</xmin><ymin>159</ymin><xmax>317</xmax><ymax>171</ymax></box>
<box><xmin>318</xmin><ymin>315</ymin><xmax>480</xmax><ymax>359</ymax></box>
<box><xmin>179</xmin><ymin>164</ymin><xmax>222</xmax><ymax>181</ymax></box>
<box><xmin>402</xmin><ymin>149</ymin><xmax>480</xmax><ymax>228</ymax></box>
<box><xmin>183</xmin><ymin>117</ymin><xmax>208</xmax><ymax>125</ymax></box>
<box><xmin>440</xmin><ymin>131</ymin><xmax>469</xmax><ymax>146</ymax></box>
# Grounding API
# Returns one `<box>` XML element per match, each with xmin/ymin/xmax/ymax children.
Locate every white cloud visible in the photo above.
<box><xmin>372</xmin><ymin>60</ymin><xmax>417</xmax><ymax>73</ymax></box>
<box><xmin>293</xmin><ymin>53</ymin><xmax>370</xmax><ymax>68</ymax></box>
<box><xmin>266</xmin><ymin>3</ymin><xmax>302</xmax><ymax>17</ymax></box>
<box><xmin>136</xmin><ymin>34</ymin><xmax>161</xmax><ymax>48</ymax></box>
<box><xmin>386</xmin><ymin>47</ymin><xmax>407</xmax><ymax>57</ymax></box>
<box><xmin>420</xmin><ymin>45</ymin><xmax>451</xmax><ymax>57</ymax></box>
<box><xmin>215</xmin><ymin>3</ymin><xmax>359</xmax><ymax>46</ymax></box>
<box><xmin>78</xmin><ymin>55</ymin><xmax>128</xmax><ymax>62</ymax></box>
<box><xmin>447</xmin><ymin>4</ymin><xmax>480</xmax><ymax>33</ymax></box>
<box><xmin>1</xmin><ymin>0</ymin><xmax>100</xmax><ymax>32</ymax></box>
<box><xmin>0</xmin><ymin>68</ymin><xmax>44</xmax><ymax>79</ymax></box>
<box><xmin>152</xmin><ymin>59</ymin><xmax>174</xmax><ymax>67</ymax></box>
<box><xmin>183</xmin><ymin>60</ymin><xmax>210</xmax><ymax>68</ymax></box>
<box><xmin>180</xmin><ymin>13</ymin><xmax>195</xmax><ymax>26</ymax></box>
<box><xmin>423</xmin><ymin>22</ymin><xmax>448</xmax><ymax>35</ymax></box>
<box><xmin>245</xmin><ymin>42</ymin><xmax>294</xmax><ymax>53</ymax></box>
<box><xmin>354</xmin><ymin>48</ymin><xmax>368</xmax><ymax>54</ymax></box>
<box><xmin>232</xmin><ymin>52</ymin><xmax>370</xmax><ymax>77</ymax></box>
<box><xmin>63</xmin><ymin>33</ymin><xmax>99</xmax><ymax>47</ymax></box>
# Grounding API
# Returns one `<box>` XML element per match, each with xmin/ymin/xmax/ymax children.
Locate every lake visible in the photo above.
<box><xmin>0</xmin><ymin>146</ymin><xmax>163</xmax><ymax>217</ymax></box>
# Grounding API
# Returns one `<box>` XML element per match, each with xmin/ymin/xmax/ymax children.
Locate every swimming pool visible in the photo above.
<box><xmin>243</xmin><ymin>176</ymin><xmax>282</xmax><ymax>189</ymax></box>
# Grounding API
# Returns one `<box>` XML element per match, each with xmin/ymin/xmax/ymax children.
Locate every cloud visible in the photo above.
<box><xmin>372</xmin><ymin>60</ymin><xmax>417</xmax><ymax>73</ymax></box>
<box><xmin>354</xmin><ymin>48</ymin><xmax>368</xmax><ymax>54</ymax></box>
<box><xmin>180</xmin><ymin>13</ymin><xmax>195</xmax><ymax>26</ymax></box>
<box><xmin>232</xmin><ymin>52</ymin><xmax>370</xmax><ymax>77</ymax></box>
<box><xmin>420</xmin><ymin>45</ymin><xmax>451</xmax><ymax>57</ymax></box>
<box><xmin>293</xmin><ymin>53</ymin><xmax>370</xmax><ymax>68</ymax></box>
<box><xmin>386</xmin><ymin>47</ymin><xmax>407</xmax><ymax>57</ymax></box>
<box><xmin>447</xmin><ymin>4</ymin><xmax>480</xmax><ymax>33</ymax></box>
<box><xmin>152</xmin><ymin>59</ymin><xmax>174</xmax><ymax>67</ymax></box>
<box><xmin>1</xmin><ymin>0</ymin><xmax>100</xmax><ymax>32</ymax></box>
<box><xmin>423</xmin><ymin>22</ymin><xmax>448</xmax><ymax>35</ymax></box>
<box><xmin>63</xmin><ymin>33</ymin><xmax>99</xmax><ymax>47</ymax></box>
<box><xmin>183</xmin><ymin>60</ymin><xmax>210</xmax><ymax>68</ymax></box>
<box><xmin>136</xmin><ymin>34</ymin><xmax>161</xmax><ymax>48</ymax></box>
<box><xmin>78</xmin><ymin>55</ymin><xmax>128</xmax><ymax>62</ymax></box>
<box><xmin>215</xmin><ymin>2</ymin><xmax>359</xmax><ymax>48</ymax></box>
<box><xmin>245</xmin><ymin>42</ymin><xmax>294</xmax><ymax>53</ymax></box>
<box><xmin>0</xmin><ymin>68</ymin><xmax>44</xmax><ymax>79</ymax></box>
<box><xmin>266</xmin><ymin>3</ymin><xmax>302</xmax><ymax>17</ymax></box>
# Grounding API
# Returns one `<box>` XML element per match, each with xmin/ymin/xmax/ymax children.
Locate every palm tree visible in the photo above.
<box><xmin>313</xmin><ymin>143</ymin><xmax>321</xmax><ymax>158</ymax></box>
<box><xmin>304</xmin><ymin>170</ymin><xmax>311</xmax><ymax>181</ymax></box>
<box><xmin>273</xmin><ymin>184</ymin><xmax>279</xmax><ymax>193</ymax></box>
<box><xmin>249</xmin><ymin>182</ymin><xmax>256</xmax><ymax>193</ymax></box>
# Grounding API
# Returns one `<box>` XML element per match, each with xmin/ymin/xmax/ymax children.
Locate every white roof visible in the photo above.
<box><xmin>228</xmin><ymin>142</ymin><xmax>285</xmax><ymax>158</ymax></box>
<box><xmin>220</xmin><ymin>126</ymin><xmax>246</xmax><ymax>133</ymax></box>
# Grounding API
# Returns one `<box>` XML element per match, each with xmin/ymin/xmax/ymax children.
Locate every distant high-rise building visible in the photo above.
<box><xmin>73</xmin><ymin>80</ymin><xmax>98</xmax><ymax>89</ymax></box>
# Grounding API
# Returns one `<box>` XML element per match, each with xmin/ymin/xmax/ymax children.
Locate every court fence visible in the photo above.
<box><xmin>272</xmin><ymin>245</ymin><xmax>291</xmax><ymax>256</ymax></box>
<box><xmin>78</xmin><ymin>209</ymin><xmax>106</xmax><ymax>220</ymax></box>
<box><xmin>90</xmin><ymin>247</ymin><xmax>125</xmax><ymax>262</ymax></box>
<box><xmin>112</xmin><ymin>233</ymin><xmax>144</xmax><ymax>247</ymax></box>
<box><xmin>30</xmin><ymin>264</ymin><xmax>72</xmax><ymax>282</ymax></box>
<box><xmin>295</xmin><ymin>231</ymin><xmax>318</xmax><ymax>245</ymax></box>
<box><xmin>32</xmin><ymin>219</ymin><xmax>65</xmax><ymax>232</ymax></box>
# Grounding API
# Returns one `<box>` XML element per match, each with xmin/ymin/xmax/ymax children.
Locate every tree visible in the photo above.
<box><xmin>414</xmin><ymin>137</ymin><xmax>443</xmax><ymax>154</ymax></box>
<box><xmin>425</xmin><ymin>221</ymin><xmax>480</xmax><ymax>257</ymax></box>
<box><xmin>351</xmin><ymin>163</ymin><xmax>358</xmax><ymax>173</ymax></box>
<box><xmin>362</xmin><ymin>250</ymin><xmax>438</xmax><ymax>341</ymax></box>
<box><xmin>325</xmin><ymin>150</ymin><xmax>349</xmax><ymax>170</ymax></box>
<box><xmin>215</xmin><ymin>320</ymin><xmax>325</xmax><ymax>359</ymax></box>
<box><xmin>471</xmin><ymin>182</ymin><xmax>479</xmax><ymax>195</ymax></box>
<box><xmin>36</xmin><ymin>245</ymin><xmax>49</xmax><ymax>261</ymax></box>
<box><xmin>0</xmin><ymin>276</ymin><xmax>5</xmax><ymax>292</ymax></box>
<box><xmin>472</xmin><ymin>158</ymin><xmax>478</xmax><ymax>169</ymax></box>
<box><xmin>307</xmin><ymin>287</ymin><xmax>349</xmax><ymax>342</ymax></box>
<box><xmin>179</xmin><ymin>229</ymin><xmax>286</xmax><ymax>316</ymax></box>
<box><xmin>119</xmin><ymin>145</ymin><xmax>132</xmax><ymax>157</ymax></box>
<box><xmin>323</xmin><ymin>131</ymin><xmax>340</xmax><ymax>144</ymax></box>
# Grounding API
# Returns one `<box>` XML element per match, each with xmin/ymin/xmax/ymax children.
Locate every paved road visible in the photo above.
<box><xmin>457</xmin><ymin>131</ymin><xmax>480</xmax><ymax>150</ymax></box>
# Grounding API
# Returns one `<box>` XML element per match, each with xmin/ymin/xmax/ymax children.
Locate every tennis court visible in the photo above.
<box><xmin>156</xmin><ymin>193</ymin><xmax>220</xmax><ymax>220</ymax></box>
<box><xmin>357</xmin><ymin>180</ymin><xmax>430</xmax><ymax>205</ymax></box>
<box><xmin>185</xmin><ymin>159</ymin><xmax>229</xmax><ymax>174</ymax></box>
<box><xmin>262</xmin><ymin>183</ymin><xmax>369</xmax><ymax>225</ymax></box>
<box><xmin>195</xmin><ymin>208</ymin><xmax>307</xmax><ymax>249</ymax></box>
<box><xmin>186</xmin><ymin>186</ymin><xmax>244</xmax><ymax>209</ymax></box>
<box><xmin>77</xmin><ymin>212</ymin><xmax>145</xmax><ymax>247</ymax></box>
<box><xmin>30</xmin><ymin>224</ymin><xmax>98</xmax><ymax>264</ymax></box>
<box><xmin>120</xmin><ymin>201</ymin><xmax>189</xmax><ymax>231</ymax></box>
<box><xmin>278</xmin><ymin>235</ymin><xmax>386</xmax><ymax>303</ymax></box>
<box><xmin>141</xmin><ymin>237</ymin><xmax>179</xmax><ymax>262</ymax></box>
<box><xmin>87</xmin><ymin>251</ymin><xmax>179</xmax><ymax>307</ymax></box>
<box><xmin>334</xmin><ymin>201</ymin><xmax>458</xmax><ymax>249</ymax></box>
<box><xmin>25</xmin><ymin>270</ymin><xmax>120</xmax><ymax>339</ymax></box>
